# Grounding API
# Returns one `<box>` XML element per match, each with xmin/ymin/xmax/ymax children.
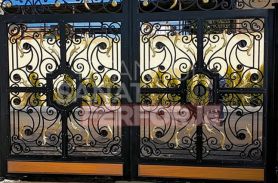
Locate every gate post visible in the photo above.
<box><xmin>265</xmin><ymin>3</ymin><xmax>278</xmax><ymax>183</ymax></box>
<box><xmin>0</xmin><ymin>20</ymin><xmax>4</xmax><ymax>180</ymax></box>
<box><xmin>0</xmin><ymin>18</ymin><xmax>8</xmax><ymax>180</ymax></box>
<box><xmin>0</xmin><ymin>16</ymin><xmax>8</xmax><ymax>179</ymax></box>
<box><xmin>274</xmin><ymin>3</ymin><xmax>278</xmax><ymax>182</ymax></box>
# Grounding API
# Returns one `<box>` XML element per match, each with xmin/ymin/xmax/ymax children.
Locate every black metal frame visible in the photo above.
<box><xmin>0</xmin><ymin>1</ymin><xmax>277</xmax><ymax>182</ymax></box>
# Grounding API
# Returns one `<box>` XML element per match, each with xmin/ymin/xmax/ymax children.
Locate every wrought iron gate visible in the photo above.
<box><xmin>0</xmin><ymin>0</ymin><xmax>277</xmax><ymax>182</ymax></box>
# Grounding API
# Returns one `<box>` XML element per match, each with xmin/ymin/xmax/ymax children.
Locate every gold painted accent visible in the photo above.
<box><xmin>107</xmin><ymin>124</ymin><xmax>113</xmax><ymax>139</ymax></box>
<box><xmin>69</xmin><ymin>45</ymin><xmax>80</xmax><ymax>58</ymax></box>
<box><xmin>70</xmin><ymin>121</ymin><xmax>78</xmax><ymax>131</ymax></box>
<box><xmin>52</xmin><ymin>74</ymin><xmax>76</xmax><ymax>107</ymax></box>
<box><xmin>220</xmin><ymin>29</ymin><xmax>228</xmax><ymax>50</ymax></box>
<box><xmin>19</xmin><ymin>94</ymin><xmax>29</xmax><ymax>107</ymax></box>
<box><xmin>204</xmin><ymin>43</ymin><xmax>216</xmax><ymax>57</ymax></box>
<box><xmin>184</xmin><ymin>44</ymin><xmax>196</xmax><ymax>56</ymax></box>
<box><xmin>174</xmin><ymin>33</ymin><xmax>181</xmax><ymax>47</ymax></box>
<box><xmin>247</xmin><ymin>37</ymin><xmax>253</xmax><ymax>56</ymax></box>
<box><xmin>170</xmin><ymin>0</ymin><xmax>177</xmax><ymax>9</ymax></box>
<box><xmin>150</xmin><ymin>127</ymin><xmax>155</xmax><ymax>140</ymax></box>
<box><xmin>220</xmin><ymin>131</ymin><xmax>226</xmax><ymax>150</ymax></box>
<box><xmin>246</xmin><ymin>124</ymin><xmax>252</xmax><ymax>143</ymax></box>
<box><xmin>185</xmin><ymin>123</ymin><xmax>195</xmax><ymax>137</ymax></box>
<box><xmin>84</xmin><ymin>0</ymin><xmax>91</xmax><ymax>10</ymax></box>
<box><xmin>49</xmin><ymin>45</ymin><xmax>60</xmax><ymax>58</ymax></box>
<box><xmin>244</xmin><ymin>95</ymin><xmax>251</xmax><ymax>104</ymax></box>
<box><xmin>19</xmin><ymin>127</ymin><xmax>24</xmax><ymax>138</ymax></box>
<box><xmin>106</xmin><ymin>40</ymin><xmax>112</xmax><ymax>57</ymax></box>
<box><xmin>85</xmin><ymin>129</ymin><xmax>90</xmax><ymax>146</ymax></box>
<box><xmin>53</xmin><ymin>121</ymin><xmax>61</xmax><ymax>134</ymax></box>
<box><xmin>42</xmin><ymin>128</ymin><xmax>48</xmax><ymax>145</ymax></box>
<box><xmin>39</xmin><ymin>33</ymin><xmax>46</xmax><ymax>50</ymax></box>
<box><xmin>174</xmin><ymin>131</ymin><xmax>179</xmax><ymax>148</ymax></box>
<box><xmin>204</xmin><ymin>123</ymin><xmax>215</xmax><ymax>134</ymax></box>
<box><xmin>111</xmin><ymin>0</ymin><xmax>117</xmax><ymax>7</ymax></box>
<box><xmin>83</xmin><ymin>32</ymin><xmax>90</xmax><ymax>49</ymax></box>
<box><xmin>150</xmin><ymin>39</ymin><xmax>156</xmax><ymax>57</ymax></box>
<box><xmin>17</xmin><ymin>40</ymin><xmax>25</xmax><ymax>58</ymax></box>
<box><xmin>29</xmin><ymin>72</ymin><xmax>39</xmax><ymax>86</ymax></box>
<box><xmin>187</xmin><ymin>74</ymin><xmax>210</xmax><ymax>106</ymax></box>
<box><xmin>55</xmin><ymin>1</ymin><xmax>61</xmax><ymax>8</ymax></box>
<box><xmin>143</xmin><ymin>0</ymin><xmax>149</xmax><ymax>7</ymax></box>
<box><xmin>19</xmin><ymin>78</ymin><xmax>30</xmax><ymax>87</ymax></box>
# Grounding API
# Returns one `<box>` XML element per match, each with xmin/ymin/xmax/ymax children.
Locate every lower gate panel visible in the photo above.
<box><xmin>139</xmin><ymin>164</ymin><xmax>264</xmax><ymax>181</ymax></box>
<box><xmin>7</xmin><ymin>161</ymin><xmax>123</xmax><ymax>176</ymax></box>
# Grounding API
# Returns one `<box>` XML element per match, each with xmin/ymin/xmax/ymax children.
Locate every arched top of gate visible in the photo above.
<box><xmin>0</xmin><ymin>0</ymin><xmax>276</xmax><ymax>15</ymax></box>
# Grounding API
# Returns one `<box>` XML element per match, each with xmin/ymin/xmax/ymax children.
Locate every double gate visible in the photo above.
<box><xmin>0</xmin><ymin>0</ymin><xmax>277</xmax><ymax>182</ymax></box>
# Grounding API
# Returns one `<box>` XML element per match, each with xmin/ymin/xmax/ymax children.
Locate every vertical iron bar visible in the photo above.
<box><xmin>59</xmin><ymin>23</ymin><xmax>68</xmax><ymax>158</ymax></box>
<box><xmin>0</xmin><ymin>20</ymin><xmax>8</xmax><ymax>180</ymax></box>
<box><xmin>122</xmin><ymin>0</ymin><xmax>131</xmax><ymax>179</ymax></box>
<box><xmin>59</xmin><ymin>23</ymin><xmax>67</xmax><ymax>69</ymax></box>
<box><xmin>196</xmin><ymin>114</ymin><xmax>203</xmax><ymax>162</ymax></box>
<box><xmin>196</xmin><ymin>19</ymin><xmax>204</xmax><ymax>162</ymax></box>
<box><xmin>196</xmin><ymin>19</ymin><xmax>204</xmax><ymax>69</ymax></box>
<box><xmin>275</xmin><ymin>5</ymin><xmax>278</xmax><ymax>181</ymax></box>
<box><xmin>129</xmin><ymin>0</ymin><xmax>140</xmax><ymax>179</ymax></box>
<box><xmin>0</xmin><ymin>21</ymin><xmax>5</xmax><ymax>179</ymax></box>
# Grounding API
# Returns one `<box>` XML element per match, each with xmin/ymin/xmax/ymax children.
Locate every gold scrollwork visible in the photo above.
<box><xmin>185</xmin><ymin>123</ymin><xmax>196</xmax><ymax>137</ymax></box>
<box><xmin>204</xmin><ymin>43</ymin><xmax>216</xmax><ymax>58</ymax></box>
<box><xmin>174</xmin><ymin>131</ymin><xmax>179</xmax><ymax>148</ymax></box>
<box><xmin>246</xmin><ymin>124</ymin><xmax>253</xmax><ymax>143</ymax></box>
<box><xmin>69</xmin><ymin>45</ymin><xmax>80</xmax><ymax>58</ymax></box>
<box><xmin>220</xmin><ymin>131</ymin><xmax>226</xmax><ymax>150</ymax></box>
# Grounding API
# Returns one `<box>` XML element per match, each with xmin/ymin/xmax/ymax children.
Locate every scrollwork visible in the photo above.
<box><xmin>140</xmin><ymin>21</ymin><xmax>197</xmax><ymax>88</ymax></box>
<box><xmin>204</xmin><ymin>18</ymin><xmax>264</xmax><ymax>89</ymax></box>
<box><xmin>202</xmin><ymin>93</ymin><xmax>263</xmax><ymax>161</ymax></box>
<box><xmin>67</xmin><ymin>22</ymin><xmax>121</xmax><ymax>89</ymax></box>
<box><xmin>138</xmin><ymin>0</ymin><xmax>272</xmax><ymax>12</ymax></box>
<box><xmin>1</xmin><ymin>0</ymin><xmax>123</xmax><ymax>14</ymax></box>
<box><xmin>10</xmin><ymin>92</ymin><xmax>62</xmax><ymax>155</ymax></box>
<box><xmin>9</xmin><ymin>23</ymin><xmax>60</xmax><ymax>88</ymax></box>
<box><xmin>9</xmin><ymin>21</ymin><xmax>122</xmax><ymax>157</ymax></box>
<box><xmin>67</xmin><ymin>93</ymin><xmax>121</xmax><ymax>156</ymax></box>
